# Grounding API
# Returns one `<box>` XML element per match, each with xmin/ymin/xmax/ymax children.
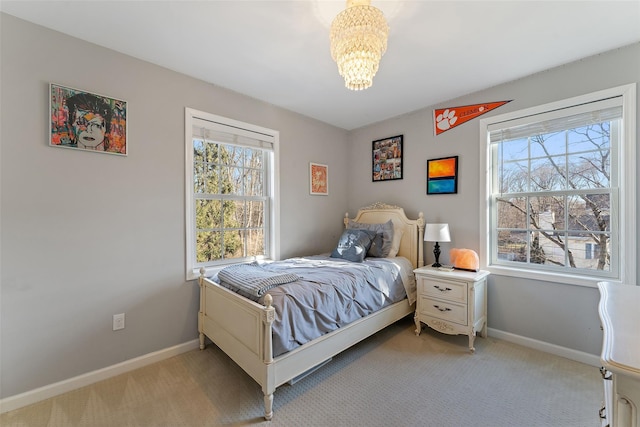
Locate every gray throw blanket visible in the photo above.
<box><xmin>218</xmin><ymin>262</ymin><xmax>300</xmax><ymax>298</ymax></box>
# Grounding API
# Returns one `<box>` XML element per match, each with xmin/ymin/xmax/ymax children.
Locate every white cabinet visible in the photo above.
<box><xmin>413</xmin><ymin>266</ymin><xmax>489</xmax><ymax>353</ymax></box>
<box><xmin>598</xmin><ymin>282</ymin><xmax>640</xmax><ymax>427</ymax></box>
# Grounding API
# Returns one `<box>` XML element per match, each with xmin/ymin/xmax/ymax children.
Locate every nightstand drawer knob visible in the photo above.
<box><xmin>433</xmin><ymin>305</ymin><xmax>452</xmax><ymax>312</ymax></box>
<box><xmin>433</xmin><ymin>285</ymin><xmax>452</xmax><ymax>292</ymax></box>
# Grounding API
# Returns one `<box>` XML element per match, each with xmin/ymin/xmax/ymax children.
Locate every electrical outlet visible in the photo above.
<box><xmin>113</xmin><ymin>313</ymin><xmax>125</xmax><ymax>331</ymax></box>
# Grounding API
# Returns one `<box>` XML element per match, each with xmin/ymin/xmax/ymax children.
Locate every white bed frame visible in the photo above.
<box><xmin>198</xmin><ymin>202</ymin><xmax>424</xmax><ymax>420</ymax></box>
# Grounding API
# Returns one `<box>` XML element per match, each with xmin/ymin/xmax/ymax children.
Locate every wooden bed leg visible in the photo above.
<box><xmin>198</xmin><ymin>267</ymin><xmax>206</xmax><ymax>350</ymax></box>
<box><xmin>264</xmin><ymin>393</ymin><xmax>273</xmax><ymax>421</ymax></box>
<box><xmin>262</xmin><ymin>294</ymin><xmax>276</xmax><ymax>420</ymax></box>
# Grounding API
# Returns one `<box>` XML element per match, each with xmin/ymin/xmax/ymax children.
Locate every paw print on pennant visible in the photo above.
<box><xmin>436</xmin><ymin>109</ymin><xmax>458</xmax><ymax>131</ymax></box>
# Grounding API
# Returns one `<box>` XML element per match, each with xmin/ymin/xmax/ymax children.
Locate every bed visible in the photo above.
<box><xmin>198</xmin><ymin>202</ymin><xmax>425</xmax><ymax>420</ymax></box>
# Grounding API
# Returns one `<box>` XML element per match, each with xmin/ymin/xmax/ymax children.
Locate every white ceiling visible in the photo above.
<box><xmin>2</xmin><ymin>1</ymin><xmax>639</xmax><ymax>130</ymax></box>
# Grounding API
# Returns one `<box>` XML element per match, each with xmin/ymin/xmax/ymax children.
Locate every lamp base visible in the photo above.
<box><xmin>432</xmin><ymin>242</ymin><xmax>442</xmax><ymax>269</ymax></box>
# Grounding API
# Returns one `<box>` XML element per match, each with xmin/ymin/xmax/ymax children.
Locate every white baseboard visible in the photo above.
<box><xmin>0</xmin><ymin>339</ymin><xmax>200</xmax><ymax>414</ymax></box>
<box><xmin>487</xmin><ymin>328</ymin><xmax>601</xmax><ymax>367</ymax></box>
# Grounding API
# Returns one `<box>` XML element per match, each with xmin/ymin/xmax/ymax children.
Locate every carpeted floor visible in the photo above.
<box><xmin>1</xmin><ymin>316</ymin><xmax>603</xmax><ymax>426</ymax></box>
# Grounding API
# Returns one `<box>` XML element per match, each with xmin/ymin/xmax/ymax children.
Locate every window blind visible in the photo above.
<box><xmin>192</xmin><ymin>117</ymin><xmax>275</xmax><ymax>151</ymax></box>
<box><xmin>488</xmin><ymin>97</ymin><xmax>622</xmax><ymax>143</ymax></box>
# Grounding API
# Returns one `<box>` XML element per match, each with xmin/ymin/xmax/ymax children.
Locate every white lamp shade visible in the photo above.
<box><xmin>424</xmin><ymin>223</ymin><xmax>451</xmax><ymax>242</ymax></box>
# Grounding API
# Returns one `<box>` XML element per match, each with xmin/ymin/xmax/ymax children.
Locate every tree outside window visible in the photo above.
<box><xmin>194</xmin><ymin>141</ymin><xmax>267</xmax><ymax>263</ymax></box>
<box><xmin>495</xmin><ymin>122</ymin><xmax>613</xmax><ymax>273</ymax></box>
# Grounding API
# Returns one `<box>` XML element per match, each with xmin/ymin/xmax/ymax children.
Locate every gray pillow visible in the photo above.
<box><xmin>330</xmin><ymin>229</ymin><xmax>376</xmax><ymax>262</ymax></box>
<box><xmin>347</xmin><ymin>219</ymin><xmax>394</xmax><ymax>257</ymax></box>
<box><xmin>368</xmin><ymin>233</ymin><xmax>385</xmax><ymax>258</ymax></box>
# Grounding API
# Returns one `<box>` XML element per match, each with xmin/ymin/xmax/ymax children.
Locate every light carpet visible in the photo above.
<box><xmin>1</xmin><ymin>316</ymin><xmax>602</xmax><ymax>426</ymax></box>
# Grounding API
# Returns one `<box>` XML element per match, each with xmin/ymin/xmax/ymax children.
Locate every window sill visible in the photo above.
<box><xmin>187</xmin><ymin>266</ymin><xmax>225</xmax><ymax>282</ymax></box>
<box><xmin>187</xmin><ymin>257</ymin><xmax>276</xmax><ymax>281</ymax></box>
<box><xmin>486</xmin><ymin>265</ymin><xmax>622</xmax><ymax>288</ymax></box>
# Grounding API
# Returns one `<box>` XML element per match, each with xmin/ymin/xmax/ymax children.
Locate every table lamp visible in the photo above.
<box><xmin>424</xmin><ymin>223</ymin><xmax>451</xmax><ymax>267</ymax></box>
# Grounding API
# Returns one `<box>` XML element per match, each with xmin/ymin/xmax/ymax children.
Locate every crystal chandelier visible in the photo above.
<box><xmin>330</xmin><ymin>0</ymin><xmax>389</xmax><ymax>91</ymax></box>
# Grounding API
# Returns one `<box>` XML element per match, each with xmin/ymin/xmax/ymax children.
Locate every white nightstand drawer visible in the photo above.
<box><xmin>419</xmin><ymin>296</ymin><xmax>467</xmax><ymax>325</ymax></box>
<box><xmin>419</xmin><ymin>277</ymin><xmax>467</xmax><ymax>303</ymax></box>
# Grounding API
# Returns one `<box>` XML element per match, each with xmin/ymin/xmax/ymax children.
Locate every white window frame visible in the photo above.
<box><xmin>479</xmin><ymin>84</ymin><xmax>636</xmax><ymax>287</ymax></box>
<box><xmin>185</xmin><ymin>108</ymin><xmax>280</xmax><ymax>280</ymax></box>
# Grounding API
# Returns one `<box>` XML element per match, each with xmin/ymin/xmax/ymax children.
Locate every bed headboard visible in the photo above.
<box><xmin>344</xmin><ymin>202</ymin><xmax>425</xmax><ymax>269</ymax></box>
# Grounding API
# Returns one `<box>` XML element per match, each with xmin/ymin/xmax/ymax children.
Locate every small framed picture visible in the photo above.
<box><xmin>50</xmin><ymin>83</ymin><xmax>127</xmax><ymax>155</ymax></box>
<box><xmin>310</xmin><ymin>162</ymin><xmax>328</xmax><ymax>195</ymax></box>
<box><xmin>372</xmin><ymin>135</ymin><xmax>403</xmax><ymax>182</ymax></box>
<box><xmin>427</xmin><ymin>156</ymin><xmax>458</xmax><ymax>194</ymax></box>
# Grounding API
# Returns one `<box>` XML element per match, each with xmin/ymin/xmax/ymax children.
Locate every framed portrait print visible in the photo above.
<box><xmin>310</xmin><ymin>162</ymin><xmax>328</xmax><ymax>195</ymax></box>
<box><xmin>427</xmin><ymin>156</ymin><xmax>458</xmax><ymax>194</ymax></box>
<box><xmin>50</xmin><ymin>83</ymin><xmax>128</xmax><ymax>155</ymax></box>
<box><xmin>372</xmin><ymin>135</ymin><xmax>403</xmax><ymax>182</ymax></box>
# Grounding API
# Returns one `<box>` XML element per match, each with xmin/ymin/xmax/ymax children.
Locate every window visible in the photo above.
<box><xmin>585</xmin><ymin>243</ymin><xmax>600</xmax><ymax>260</ymax></box>
<box><xmin>479</xmin><ymin>84</ymin><xmax>636</xmax><ymax>286</ymax></box>
<box><xmin>185</xmin><ymin>108</ymin><xmax>279</xmax><ymax>280</ymax></box>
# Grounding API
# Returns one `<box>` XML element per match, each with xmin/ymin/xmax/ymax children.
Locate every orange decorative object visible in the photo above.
<box><xmin>433</xmin><ymin>100</ymin><xmax>511</xmax><ymax>135</ymax></box>
<box><xmin>450</xmin><ymin>248</ymin><xmax>479</xmax><ymax>272</ymax></box>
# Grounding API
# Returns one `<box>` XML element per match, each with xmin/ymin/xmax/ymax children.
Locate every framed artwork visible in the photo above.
<box><xmin>427</xmin><ymin>156</ymin><xmax>458</xmax><ymax>194</ymax></box>
<box><xmin>372</xmin><ymin>135</ymin><xmax>403</xmax><ymax>182</ymax></box>
<box><xmin>310</xmin><ymin>162</ymin><xmax>328</xmax><ymax>195</ymax></box>
<box><xmin>50</xmin><ymin>83</ymin><xmax>128</xmax><ymax>155</ymax></box>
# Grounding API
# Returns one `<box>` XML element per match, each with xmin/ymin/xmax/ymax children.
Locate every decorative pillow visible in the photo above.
<box><xmin>367</xmin><ymin>233</ymin><xmax>385</xmax><ymax>258</ymax></box>
<box><xmin>347</xmin><ymin>219</ymin><xmax>394</xmax><ymax>258</ymax></box>
<box><xmin>330</xmin><ymin>229</ymin><xmax>376</xmax><ymax>263</ymax></box>
<box><xmin>387</xmin><ymin>227</ymin><xmax>404</xmax><ymax>258</ymax></box>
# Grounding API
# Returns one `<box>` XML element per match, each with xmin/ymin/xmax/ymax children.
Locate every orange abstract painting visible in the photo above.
<box><xmin>428</xmin><ymin>157</ymin><xmax>457</xmax><ymax>178</ymax></box>
<box><xmin>427</xmin><ymin>156</ymin><xmax>458</xmax><ymax>194</ymax></box>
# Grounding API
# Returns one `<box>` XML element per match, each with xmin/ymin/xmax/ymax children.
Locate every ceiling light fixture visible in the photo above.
<box><xmin>329</xmin><ymin>0</ymin><xmax>389</xmax><ymax>91</ymax></box>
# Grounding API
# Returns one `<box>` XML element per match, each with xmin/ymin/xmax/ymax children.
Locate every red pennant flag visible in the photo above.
<box><xmin>433</xmin><ymin>100</ymin><xmax>511</xmax><ymax>135</ymax></box>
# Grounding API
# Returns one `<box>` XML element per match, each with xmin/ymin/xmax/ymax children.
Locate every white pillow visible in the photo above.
<box><xmin>388</xmin><ymin>227</ymin><xmax>404</xmax><ymax>257</ymax></box>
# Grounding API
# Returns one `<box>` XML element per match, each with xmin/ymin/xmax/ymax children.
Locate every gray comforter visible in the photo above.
<box><xmin>213</xmin><ymin>255</ymin><xmax>415</xmax><ymax>357</ymax></box>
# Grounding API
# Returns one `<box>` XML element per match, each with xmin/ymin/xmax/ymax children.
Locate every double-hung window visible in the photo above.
<box><xmin>479</xmin><ymin>84</ymin><xmax>636</xmax><ymax>286</ymax></box>
<box><xmin>185</xmin><ymin>108</ymin><xmax>279</xmax><ymax>280</ymax></box>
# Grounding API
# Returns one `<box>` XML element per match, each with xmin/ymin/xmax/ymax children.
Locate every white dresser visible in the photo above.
<box><xmin>598</xmin><ymin>282</ymin><xmax>640</xmax><ymax>427</ymax></box>
<box><xmin>413</xmin><ymin>266</ymin><xmax>489</xmax><ymax>353</ymax></box>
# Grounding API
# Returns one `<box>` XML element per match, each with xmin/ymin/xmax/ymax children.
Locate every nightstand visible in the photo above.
<box><xmin>413</xmin><ymin>266</ymin><xmax>490</xmax><ymax>353</ymax></box>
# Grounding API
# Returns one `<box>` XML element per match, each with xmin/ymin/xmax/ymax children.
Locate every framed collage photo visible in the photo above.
<box><xmin>310</xmin><ymin>162</ymin><xmax>328</xmax><ymax>195</ymax></box>
<box><xmin>372</xmin><ymin>135</ymin><xmax>403</xmax><ymax>182</ymax></box>
<box><xmin>427</xmin><ymin>156</ymin><xmax>458</xmax><ymax>194</ymax></box>
<box><xmin>50</xmin><ymin>83</ymin><xmax>128</xmax><ymax>155</ymax></box>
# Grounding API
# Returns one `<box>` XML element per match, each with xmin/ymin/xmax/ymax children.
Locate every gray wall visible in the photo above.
<box><xmin>347</xmin><ymin>42</ymin><xmax>640</xmax><ymax>356</ymax></box>
<box><xmin>2</xmin><ymin>12</ymin><xmax>639</xmax><ymax>400</ymax></box>
<box><xmin>0</xmin><ymin>14</ymin><xmax>348</xmax><ymax>399</ymax></box>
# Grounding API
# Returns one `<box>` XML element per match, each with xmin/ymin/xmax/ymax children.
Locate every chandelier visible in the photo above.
<box><xmin>330</xmin><ymin>0</ymin><xmax>389</xmax><ymax>91</ymax></box>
